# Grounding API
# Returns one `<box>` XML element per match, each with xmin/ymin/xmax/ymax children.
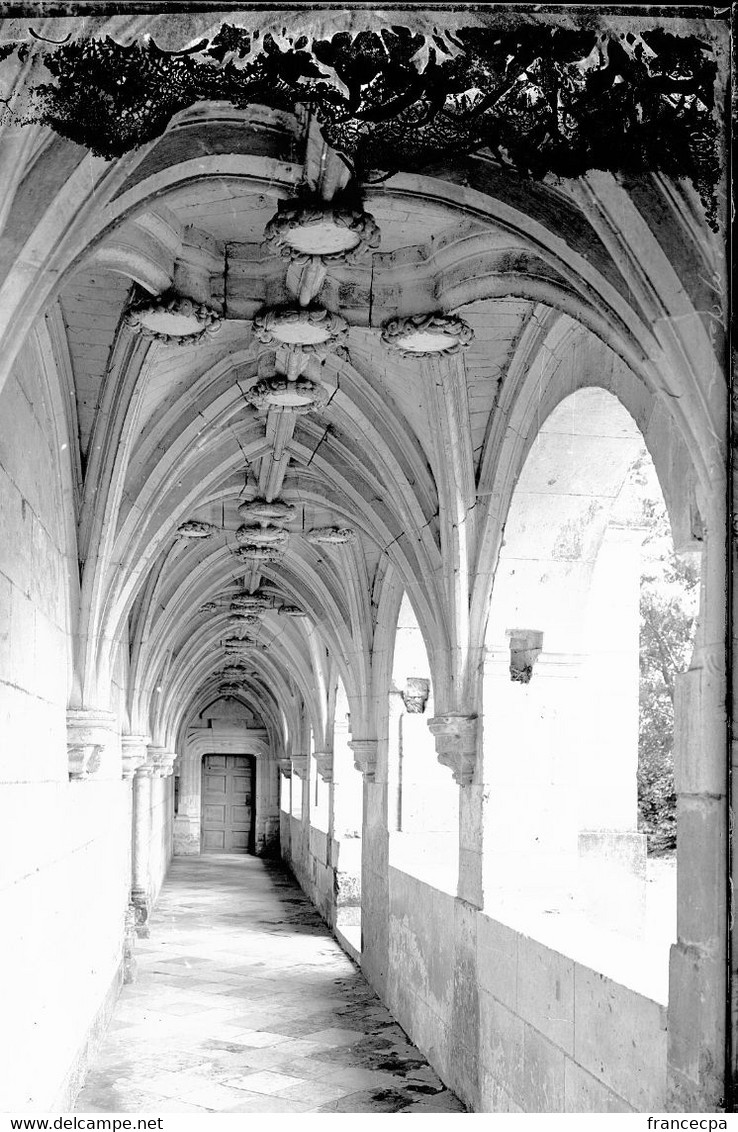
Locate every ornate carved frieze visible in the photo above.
<box><xmin>235</xmin><ymin>524</ymin><xmax>289</xmax><ymax>547</ymax></box>
<box><xmin>177</xmin><ymin>519</ymin><xmax>216</xmax><ymax>538</ymax></box>
<box><xmin>124</xmin><ymin>292</ymin><xmax>222</xmax><ymax>345</ymax></box>
<box><xmin>381</xmin><ymin>312</ymin><xmax>474</xmax><ymax>357</ymax></box>
<box><xmin>264</xmin><ymin>201</ymin><xmax>380</xmax><ymax>265</ymax></box>
<box><xmin>243</xmin><ymin>377</ymin><xmax>328</xmax><ymax>415</ymax></box>
<box><xmin>427</xmin><ymin>713</ymin><xmax>478</xmax><ymax>786</ymax></box>
<box><xmin>314</xmin><ymin>750</ymin><xmax>334</xmax><ymax>783</ymax></box>
<box><xmin>66</xmin><ymin>709</ymin><xmax>118</xmax><ymax>781</ymax></box>
<box><xmin>121</xmin><ymin>734</ymin><xmax>150</xmax><ymax>780</ymax></box>
<box><xmin>238</xmin><ymin>499</ymin><xmax>296</xmax><ymax>524</ymax></box>
<box><xmin>349</xmin><ymin>738</ymin><xmax>378</xmax><ymax>781</ymax></box>
<box><xmin>253</xmin><ymin>306</ymin><xmax>348</xmax><ymax>354</ymax></box>
<box><xmin>306</xmin><ymin>526</ymin><xmax>356</xmax><ymax>545</ymax></box>
<box><xmin>291</xmin><ymin>754</ymin><xmax>309</xmax><ymax>779</ymax></box>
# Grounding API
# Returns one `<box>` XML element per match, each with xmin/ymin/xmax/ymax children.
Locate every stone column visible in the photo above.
<box><xmin>352</xmin><ymin>737</ymin><xmax>387</xmax><ymax>997</ymax></box>
<box><xmin>121</xmin><ymin>735</ymin><xmax>148</xmax><ymax>979</ymax></box>
<box><xmin>428</xmin><ymin>712</ymin><xmax>481</xmax><ymax>1109</ymax></box>
<box><xmin>174</xmin><ymin>742</ymin><xmax>202</xmax><ymax>856</ymax></box>
<box><xmin>131</xmin><ymin>763</ymin><xmax>155</xmax><ymax>938</ymax></box>
<box><xmin>332</xmin><ymin>716</ymin><xmax>362</xmax><ymax>932</ymax></box>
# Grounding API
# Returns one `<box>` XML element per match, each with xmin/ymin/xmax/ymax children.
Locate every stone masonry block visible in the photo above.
<box><xmin>675</xmin><ymin>796</ymin><xmax>726</xmax><ymax>948</ymax></box>
<box><xmin>516</xmin><ymin>934</ymin><xmax>574</xmax><ymax>1055</ymax></box>
<box><xmin>667</xmin><ymin>942</ymin><xmax>725</xmax><ymax>1111</ymax></box>
<box><xmin>477</xmin><ymin>914</ymin><xmax>519</xmax><ymax>1011</ymax></box>
<box><xmin>522</xmin><ymin>1023</ymin><xmax>565</xmax><ymax>1112</ymax></box>
<box><xmin>573</xmin><ymin>963</ymin><xmax>667</xmax><ymax>1110</ymax></box>
<box><xmin>564</xmin><ymin>1058</ymin><xmax>635</xmax><ymax>1112</ymax></box>
<box><xmin>479</xmin><ymin>990</ymin><xmax>525</xmax><ymax>1105</ymax></box>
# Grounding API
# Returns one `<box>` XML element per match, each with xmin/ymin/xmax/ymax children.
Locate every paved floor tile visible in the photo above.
<box><xmin>75</xmin><ymin>856</ymin><xmax>465</xmax><ymax>1114</ymax></box>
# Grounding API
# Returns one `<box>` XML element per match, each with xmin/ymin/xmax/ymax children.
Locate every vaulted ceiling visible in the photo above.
<box><xmin>0</xmin><ymin>10</ymin><xmax>725</xmax><ymax>769</ymax></box>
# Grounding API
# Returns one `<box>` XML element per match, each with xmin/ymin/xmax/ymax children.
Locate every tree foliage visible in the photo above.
<box><xmin>637</xmin><ymin>500</ymin><xmax>699</xmax><ymax>855</ymax></box>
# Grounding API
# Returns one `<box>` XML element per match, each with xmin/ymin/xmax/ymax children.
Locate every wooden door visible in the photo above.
<box><xmin>201</xmin><ymin>754</ymin><xmax>255</xmax><ymax>852</ymax></box>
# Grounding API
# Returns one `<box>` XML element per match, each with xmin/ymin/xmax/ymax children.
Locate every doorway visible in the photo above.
<box><xmin>201</xmin><ymin>755</ymin><xmax>255</xmax><ymax>853</ymax></box>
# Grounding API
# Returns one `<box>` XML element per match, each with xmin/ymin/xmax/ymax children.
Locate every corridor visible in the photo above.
<box><xmin>75</xmin><ymin>857</ymin><xmax>465</xmax><ymax>1114</ymax></box>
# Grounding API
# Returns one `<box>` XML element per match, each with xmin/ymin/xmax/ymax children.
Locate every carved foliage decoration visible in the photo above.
<box><xmin>264</xmin><ymin>201</ymin><xmax>380</xmax><ymax>265</ymax></box>
<box><xmin>306</xmin><ymin>526</ymin><xmax>356</xmax><ymax>545</ymax></box>
<box><xmin>243</xmin><ymin>378</ymin><xmax>328</xmax><ymax>415</ymax></box>
<box><xmin>178</xmin><ymin>520</ymin><xmax>216</xmax><ymax>538</ymax></box>
<box><xmin>382</xmin><ymin>313</ymin><xmax>474</xmax><ymax>358</ymax></box>
<box><xmin>238</xmin><ymin>499</ymin><xmax>296</xmax><ymax>523</ymax></box>
<box><xmin>253</xmin><ymin>306</ymin><xmax>348</xmax><ymax>353</ymax></box>
<box><xmin>235</xmin><ymin>525</ymin><xmax>289</xmax><ymax>547</ymax></box>
<box><xmin>124</xmin><ymin>292</ymin><xmax>222</xmax><ymax>345</ymax></box>
<box><xmin>7</xmin><ymin>24</ymin><xmax>720</xmax><ymax>226</ymax></box>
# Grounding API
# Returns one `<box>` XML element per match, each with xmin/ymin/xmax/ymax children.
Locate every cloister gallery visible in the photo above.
<box><xmin>0</xmin><ymin>4</ymin><xmax>732</xmax><ymax>1116</ymax></box>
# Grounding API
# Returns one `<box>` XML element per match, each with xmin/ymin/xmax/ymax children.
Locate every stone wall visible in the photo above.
<box><xmin>0</xmin><ymin>343</ymin><xmax>131</xmax><ymax>1111</ymax></box>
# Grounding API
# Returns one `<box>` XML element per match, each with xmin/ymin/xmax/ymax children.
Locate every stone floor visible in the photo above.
<box><xmin>75</xmin><ymin>856</ymin><xmax>466</xmax><ymax>1114</ymax></box>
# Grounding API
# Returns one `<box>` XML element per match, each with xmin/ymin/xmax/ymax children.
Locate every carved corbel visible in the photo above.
<box><xmin>427</xmin><ymin>714</ymin><xmax>478</xmax><ymax>787</ymax></box>
<box><xmin>314</xmin><ymin>750</ymin><xmax>334</xmax><ymax>783</ymax></box>
<box><xmin>66</xmin><ymin>709</ymin><xmax>118</xmax><ymax>781</ymax></box>
<box><xmin>148</xmin><ymin>747</ymin><xmax>176</xmax><ymax>778</ymax></box>
<box><xmin>291</xmin><ymin>754</ymin><xmax>309</xmax><ymax>779</ymax></box>
<box><xmin>277</xmin><ymin>756</ymin><xmax>292</xmax><ymax>779</ymax></box>
<box><xmin>506</xmin><ymin>629</ymin><xmax>544</xmax><ymax>684</ymax></box>
<box><xmin>349</xmin><ymin>738</ymin><xmax>378</xmax><ymax>781</ymax></box>
<box><xmin>121</xmin><ymin>735</ymin><xmax>150</xmax><ymax>781</ymax></box>
<box><xmin>402</xmin><ymin>677</ymin><xmax>431</xmax><ymax>714</ymax></box>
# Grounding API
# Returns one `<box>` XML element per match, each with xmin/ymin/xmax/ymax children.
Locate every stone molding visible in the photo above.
<box><xmin>349</xmin><ymin>738</ymin><xmax>378</xmax><ymax>781</ymax></box>
<box><xmin>314</xmin><ymin>750</ymin><xmax>334</xmax><ymax>783</ymax></box>
<box><xmin>291</xmin><ymin>754</ymin><xmax>309</xmax><ymax>779</ymax></box>
<box><xmin>121</xmin><ymin>734</ymin><xmax>150</xmax><ymax>780</ymax></box>
<box><xmin>427</xmin><ymin>714</ymin><xmax>478</xmax><ymax>786</ymax></box>
<box><xmin>66</xmin><ymin>709</ymin><xmax>119</xmax><ymax>781</ymax></box>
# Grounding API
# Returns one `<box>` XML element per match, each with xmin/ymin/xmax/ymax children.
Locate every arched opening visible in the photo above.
<box><xmin>482</xmin><ymin>388</ymin><xmax>700</xmax><ymax>1002</ymax></box>
<box><xmin>388</xmin><ymin>594</ymin><xmax>458</xmax><ymax>893</ymax></box>
<box><xmin>331</xmin><ymin>678</ymin><xmax>363</xmax><ymax>955</ymax></box>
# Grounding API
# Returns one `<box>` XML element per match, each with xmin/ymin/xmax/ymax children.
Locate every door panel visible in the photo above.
<box><xmin>201</xmin><ymin>754</ymin><xmax>255</xmax><ymax>853</ymax></box>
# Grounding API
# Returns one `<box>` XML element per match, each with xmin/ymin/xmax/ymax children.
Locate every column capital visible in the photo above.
<box><xmin>314</xmin><ymin>750</ymin><xmax>333</xmax><ymax>783</ymax></box>
<box><xmin>121</xmin><ymin>734</ymin><xmax>150</xmax><ymax>780</ymax></box>
<box><xmin>147</xmin><ymin>745</ymin><xmax>176</xmax><ymax>777</ymax></box>
<box><xmin>66</xmin><ymin>709</ymin><xmax>118</xmax><ymax>781</ymax></box>
<box><xmin>349</xmin><ymin>738</ymin><xmax>377</xmax><ymax>781</ymax></box>
<box><xmin>427</xmin><ymin>713</ymin><xmax>478</xmax><ymax>786</ymax></box>
<box><xmin>291</xmin><ymin>753</ymin><xmax>309</xmax><ymax>779</ymax></box>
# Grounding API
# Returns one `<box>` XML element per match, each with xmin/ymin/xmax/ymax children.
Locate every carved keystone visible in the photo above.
<box><xmin>427</xmin><ymin>714</ymin><xmax>478</xmax><ymax>787</ymax></box>
<box><xmin>66</xmin><ymin>709</ymin><xmax>118</xmax><ymax>781</ymax></box>
<box><xmin>314</xmin><ymin>750</ymin><xmax>334</xmax><ymax>783</ymax></box>
<box><xmin>349</xmin><ymin>738</ymin><xmax>378</xmax><ymax>781</ymax></box>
